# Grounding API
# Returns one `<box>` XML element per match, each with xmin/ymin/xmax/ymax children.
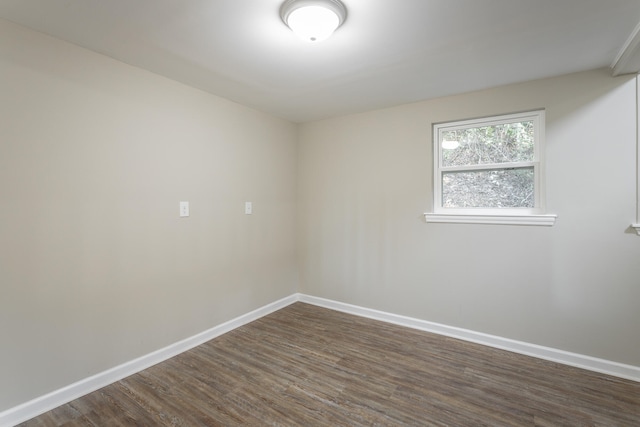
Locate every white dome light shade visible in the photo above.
<box><xmin>280</xmin><ymin>0</ymin><xmax>347</xmax><ymax>43</ymax></box>
<box><xmin>288</xmin><ymin>6</ymin><xmax>339</xmax><ymax>42</ymax></box>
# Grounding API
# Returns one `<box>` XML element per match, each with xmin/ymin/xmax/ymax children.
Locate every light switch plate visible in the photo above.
<box><xmin>180</xmin><ymin>201</ymin><xmax>189</xmax><ymax>217</ymax></box>
<box><xmin>245</xmin><ymin>202</ymin><xmax>252</xmax><ymax>215</ymax></box>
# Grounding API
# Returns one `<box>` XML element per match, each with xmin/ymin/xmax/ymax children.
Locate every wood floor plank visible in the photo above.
<box><xmin>18</xmin><ymin>302</ymin><xmax>640</xmax><ymax>426</ymax></box>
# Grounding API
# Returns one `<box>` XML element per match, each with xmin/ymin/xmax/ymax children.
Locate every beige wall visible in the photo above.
<box><xmin>0</xmin><ymin>20</ymin><xmax>297</xmax><ymax>411</ymax></box>
<box><xmin>298</xmin><ymin>69</ymin><xmax>640</xmax><ymax>367</ymax></box>
<box><xmin>3</xmin><ymin>15</ymin><xmax>640</xmax><ymax>415</ymax></box>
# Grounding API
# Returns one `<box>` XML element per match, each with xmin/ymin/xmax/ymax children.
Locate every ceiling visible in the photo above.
<box><xmin>1</xmin><ymin>0</ymin><xmax>640</xmax><ymax>123</ymax></box>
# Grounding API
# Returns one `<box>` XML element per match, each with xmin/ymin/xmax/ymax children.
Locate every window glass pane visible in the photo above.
<box><xmin>442</xmin><ymin>167</ymin><xmax>534</xmax><ymax>208</ymax></box>
<box><xmin>441</xmin><ymin>121</ymin><xmax>534</xmax><ymax>167</ymax></box>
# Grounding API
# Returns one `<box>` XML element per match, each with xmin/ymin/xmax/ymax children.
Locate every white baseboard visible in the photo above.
<box><xmin>0</xmin><ymin>294</ymin><xmax>298</xmax><ymax>427</ymax></box>
<box><xmin>298</xmin><ymin>294</ymin><xmax>640</xmax><ymax>383</ymax></box>
<box><xmin>3</xmin><ymin>292</ymin><xmax>639</xmax><ymax>426</ymax></box>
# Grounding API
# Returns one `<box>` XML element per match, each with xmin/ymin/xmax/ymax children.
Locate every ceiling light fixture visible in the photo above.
<box><xmin>280</xmin><ymin>0</ymin><xmax>347</xmax><ymax>43</ymax></box>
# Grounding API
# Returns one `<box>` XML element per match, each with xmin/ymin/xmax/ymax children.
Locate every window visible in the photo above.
<box><xmin>425</xmin><ymin>110</ymin><xmax>556</xmax><ymax>225</ymax></box>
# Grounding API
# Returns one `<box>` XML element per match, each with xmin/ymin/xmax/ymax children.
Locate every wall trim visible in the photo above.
<box><xmin>298</xmin><ymin>294</ymin><xmax>640</xmax><ymax>383</ymax></box>
<box><xmin>611</xmin><ymin>19</ymin><xmax>640</xmax><ymax>76</ymax></box>
<box><xmin>3</xmin><ymin>293</ymin><xmax>639</xmax><ymax>426</ymax></box>
<box><xmin>0</xmin><ymin>294</ymin><xmax>298</xmax><ymax>427</ymax></box>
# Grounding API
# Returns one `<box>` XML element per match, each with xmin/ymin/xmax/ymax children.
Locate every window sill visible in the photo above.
<box><xmin>632</xmin><ymin>224</ymin><xmax>640</xmax><ymax>235</ymax></box>
<box><xmin>424</xmin><ymin>213</ymin><xmax>557</xmax><ymax>226</ymax></box>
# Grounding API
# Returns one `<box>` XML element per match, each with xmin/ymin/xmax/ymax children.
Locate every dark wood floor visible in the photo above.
<box><xmin>19</xmin><ymin>302</ymin><xmax>640</xmax><ymax>426</ymax></box>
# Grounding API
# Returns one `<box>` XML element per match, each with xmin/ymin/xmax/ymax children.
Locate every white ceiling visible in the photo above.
<box><xmin>1</xmin><ymin>0</ymin><xmax>639</xmax><ymax>122</ymax></box>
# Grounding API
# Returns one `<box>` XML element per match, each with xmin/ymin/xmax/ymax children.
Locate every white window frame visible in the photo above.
<box><xmin>425</xmin><ymin>110</ymin><xmax>556</xmax><ymax>226</ymax></box>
